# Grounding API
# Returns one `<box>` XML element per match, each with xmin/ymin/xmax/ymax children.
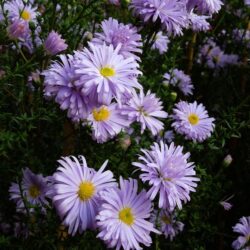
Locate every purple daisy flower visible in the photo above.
<box><xmin>151</xmin><ymin>31</ymin><xmax>170</xmax><ymax>54</ymax></box>
<box><xmin>87</xmin><ymin>102</ymin><xmax>131</xmax><ymax>143</ymax></box>
<box><xmin>152</xmin><ymin>209</ymin><xmax>184</xmax><ymax>240</ymax></box>
<box><xmin>188</xmin><ymin>10</ymin><xmax>210</xmax><ymax>32</ymax></box>
<box><xmin>42</xmin><ymin>54</ymin><xmax>89</xmax><ymax>122</ymax></box>
<box><xmin>130</xmin><ymin>0</ymin><xmax>188</xmax><ymax>36</ymax></box>
<box><xmin>96</xmin><ymin>177</ymin><xmax>160</xmax><ymax>250</ymax></box>
<box><xmin>164</xmin><ymin>69</ymin><xmax>194</xmax><ymax>96</ymax></box>
<box><xmin>121</xmin><ymin>89</ymin><xmax>168</xmax><ymax>135</ymax></box>
<box><xmin>9</xmin><ymin>168</ymin><xmax>50</xmax><ymax>212</ymax></box>
<box><xmin>171</xmin><ymin>101</ymin><xmax>215</xmax><ymax>142</ymax></box>
<box><xmin>52</xmin><ymin>155</ymin><xmax>116</xmax><ymax>235</ymax></box>
<box><xmin>232</xmin><ymin>216</ymin><xmax>250</xmax><ymax>250</ymax></box>
<box><xmin>187</xmin><ymin>0</ymin><xmax>223</xmax><ymax>15</ymax></box>
<box><xmin>133</xmin><ymin>141</ymin><xmax>199</xmax><ymax>210</ymax></box>
<box><xmin>92</xmin><ymin>17</ymin><xmax>142</xmax><ymax>61</ymax></box>
<box><xmin>7</xmin><ymin>19</ymin><xmax>30</xmax><ymax>40</ymax></box>
<box><xmin>3</xmin><ymin>0</ymin><xmax>38</xmax><ymax>23</ymax></box>
<box><xmin>74</xmin><ymin>43</ymin><xmax>142</xmax><ymax>104</ymax></box>
<box><xmin>44</xmin><ymin>31</ymin><xmax>68</xmax><ymax>56</ymax></box>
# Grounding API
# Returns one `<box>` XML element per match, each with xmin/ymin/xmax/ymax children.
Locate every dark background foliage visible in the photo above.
<box><xmin>0</xmin><ymin>0</ymin><xmax>249</xmax><ymax>249</ymax></box>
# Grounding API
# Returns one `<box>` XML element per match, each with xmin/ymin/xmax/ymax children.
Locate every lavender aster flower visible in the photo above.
<box><xmin>130</xmin><ymin>0</ymin><xmax>188</xmax><ymax>36</ymax></box>
<box><xmin>44</xmin><ymin>31</ymin><xmax>68</xmax><ymax>55</ymax></box>
<box><xmin>164</xmin><ymin>69</ymin><xmax>194</xmax><ymax>96</ymax></box>
<box><xmin>42</xmin><ymin>54</ymin><xmax>89</xmax><ymax>122</ymax></box>
<box><xmin>187</xmin><ymin>0</ymin><xmax>223</xmax><ymax>15</ymax></box>
<box><xmin>9</xmin><ymin>168</ymin><xmax>50</xmax><ymax>212</ymax></box>
<box><xmin>92</xmin><ymin>18</ymin><xmax>142</xmax><ymax>60</ymax></box>
<box><xmin>7</xmin><ymin>19</ymin><xmax>30</xmax><ymax>40</ymax></box>
<box><xmin>3</xmin><ymin>0</ymin><xmax>38</xmax><ymax>23</ymax></box>
<box><xmin>152</xmin><ymin>209</ymin><xmax>184</xmax><ymax>240</ymax></box>
<box><xmin>232</xmin><ymin>216</ymin><xmax>250</xmax><ymax>250</ymax></box>
<box><xmin>121</xmin><ymin>89</ymin><xmax>168</xmax><ymax>135</ymax></box>
<box><xmin>188</xmin><ymin>10</ymin><xmax>210</xmax><ymax>32</ymax></box>
<box><xmin>87</xmin><ymin>102</ymin><xmax>131</xmax><ymax>143</ymax></box>
<box><xmin>96</xmin><ymin>177</ymin><xmax>160</xmax><ymax>250</ymax></box>
<box><xmin>151</xmin><ymin>31</ymin><xmax>170</xmax><ymax>54</ymax></box>
<box><xmin>52</xmin><ymin>156</ymin><xmax>116</xmax><ymax>235</ymax></box>
<box><xmin>133</xmin><ymin>141</ymin><xmax>199</xmax><ymax>210</ymax></box>
<box><xmin>74</xmin><ymin>43</ymin><xmax>142</xmax><ymax>104</ymax></box>
<box><xmin>171</xmin><ymin>101</ymin><xmax>215</xmax><ymax>142</ymax></box>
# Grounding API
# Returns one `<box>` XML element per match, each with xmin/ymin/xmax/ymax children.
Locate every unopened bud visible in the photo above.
<box><xmin>223</xmin><ymin>154</ymin><xmax>233</xmax><ymax>167</ymax></box>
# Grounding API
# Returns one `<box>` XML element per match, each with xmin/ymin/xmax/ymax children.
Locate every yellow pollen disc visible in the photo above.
<box><xmin>21</xmin><ymin>10</ymin><xmax>31</xmax><ymax>21</ymax></box>
<box><xmin>188</xmin><ymin>113</ymin><xmax>199</xmax><ymax>125</ymax></box>
<box><xmin>119</xmin><ymin>207</ymin><xmax>134</xmax><ymax>226</ymax></box>
<box><xmin>163</xmin><ymin>177</ymin><xmax>172</xmax><ymax>181</ymax></box>
<box><xmin>100</xmin><ymin>67</ymin><xmax>115</xmax><ymax>77</ymax></box>
<box><xmin>29</xmin><ymin>185</ymin><xmax>40</xmax><ymax>198</ymax></box>
<box><xmin>93</xmin><ymin>106</ymin><xmax>110</xmax><ymax>121</ymax></box>
<box><xmin>78</xmin><ymin>181</ymin><xmax>95</xmax><ymax>201</ymax></box>
<box><xmin>162</xmin><ymin>215</ymin><xmax>171</xmax><ymax>225</ymax></box>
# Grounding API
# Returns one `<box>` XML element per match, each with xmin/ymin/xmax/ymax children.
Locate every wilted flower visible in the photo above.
<box><xmin>93</xmin><ymin>17</ymin><xmax>142</xmax><ymax>60</ymax></box>
<box><xmin>7</xmin><ymin>19</ymin><xmax>30</xmax><ymax>40</ymax></box>
<box><xmin>44</xmin><ymin>31</ymin><xmax>68</xmax><ymax>55</ymax></box>
<box><xmin>130</xmin><ymin>0</ymin><xmax>188</xmax><ymax>36</ymax></box>
<box><xmin>232</xmin><ymin>216</ymin><xmax>250</xmax><ymax>249</ymax></box>
<box><xmin>96</xmin><ymin>178</ymin><xmax>160</xmax><ymax>249</ymax></box>
<box><xmin>164</xmin><ymin>69</ymin><xmax>194</xmax><ymax>96</ymax></box>
<box><xmin>151</xmin><ymin>31</ymin><xmax>170</xmax><ymax>54</ymax></box>
<box><xmin>152</xmin><ymin>210</ymin><xmax>184</xmax><ymax>240</ymax></box>
<box><xmin>121</xmin><ymin>90</ymin><xmax>168</xmax><ymax>135</ymax></box>
<box><xmin>52</xmin><ymin>156</ymin><xmax>116</xmax><ymax>235</ymax></box>
<box><xmin>133</xmin><ymin>141</ymin><xmax>199</xmax><ymax>210</ymax></box>
<box><xmin>171</xmin><ymin>101</ymin><xmax>215</xmax><ymax>142</ymax></box>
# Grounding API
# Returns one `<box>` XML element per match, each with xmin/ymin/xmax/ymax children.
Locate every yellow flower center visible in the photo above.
<box><xmin>162</xmin><ymin>215</ymin><xmax>171</xmax><ymax>225</ymax></box>
<box><xmin>78</xmin><ymin>181</ymin><xmax>95</xmax><ymax>201</ymax></box>
<box><xmin>100</xmin><ymin>67</ymin><xmax>115</xmax><ymax>77</ymax></box>
<box><xmin>188</xmin><ymin>113</ymin><xmax>199</xmax><ymax>125</ymax></box>
<box><xmin>21</xmin><ymin>10</ymin><xmax>31</xmax><ymax>21</ymax></box>
<box><xmin>93</xmin><ymin>106</ymin><xmax>110</xmax><ymax>121</ymax></box>
<box><xmin>29</xmin><ymin>185</ymin><xmax>40</xmax><ymax>198</ymax></box>
<box><xmin>119</xmin><ymin>207</ymin><xmax>134</xmax><ymax>226</ymax></box>
<box><xmin>163</xmin><ymin>177</ymin><xmax>172</xmax><ymax>181</ymax></box>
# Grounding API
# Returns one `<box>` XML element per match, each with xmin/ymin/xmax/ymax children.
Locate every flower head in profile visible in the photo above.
<box><xmin>93</xmin><ymin>18</ymin><xmax>142</xmax><ymax>60</ymax></box>
<box><xmin>133</xmin><ymin>141</ymin><xmax>199</xmax><ymax>210</ymax></box>
<box><xmin>44</xmin><ymin>31</ymin><xmax>68</xmax><ymax>55</ymax></box>
<box><xmin>121</xmin><ymin>90</ymin><xmax>168</xmax><ymax>135</ymax></box>
<box><xmin>52</xmin><ymin>156</ymin><xmax>116</xmax><ymax>235</ymax></box>
<box><xmin>187</xmin><ymin>0</ymin><xmax>223</xmax><ymax>15</ymax></box>
<box><xmin>74</xmin><ymin>43</ymin><xmax>142</xmax><ymax>104</ymax></box>
<box><xmin>164</xmin><ymin>69</ymin><xmax>194</xmax><ymax>96</ymax></box>
<box><xmin>42</xmin><ymin>54</ymin><xmax>89</xmax><ymax>122</ymax></box>
<box><xmin>87</xmin><ymin>102</ymin><xmax>131</xmax><ymax>143</ymax></box>
<box><xmin>9</xmin><ymin>168</ymin><xmax>50</xmax><ymax>212</ymax></box>
<box><xmin>171</xmin><ymin>101</ymin><xmax>215</xmax><ymax>142</ymax></box>
<box><xmin>188</xmin><ymin>10</ymin><xmax>210</xmax><ymax>32</ymax></box>
<box><xmin>232</xmin><ymin>216</ymin><xmax>250</xmax><ymax>250</ymax></box>
<box><xmin>130</xmin><ymin>0</ymin><xmax>188</xmax><ymax>36</ymax></box>
<box><xmin>152</xmin><ymin>209</ymin><xmax>184</xmax><ymax>240</ymax></box>
<box><xmin>7</xmin><ymin>19</ymin><xmax>30</xmax><ymax>40</ymax></box>
<box><xmin>151</xmin><ymin>31</ymin><xmax>170</xmax><ymax>54</ymax></box>
<box><xmin>96</xmin><ymin>177</ymin><xmax>160</xmax><ymax>250</ymax></box>
<box><xmin>3</xmin><ymin>0</ymin><xmax>38</xmax><ymax>23</ymax></box>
